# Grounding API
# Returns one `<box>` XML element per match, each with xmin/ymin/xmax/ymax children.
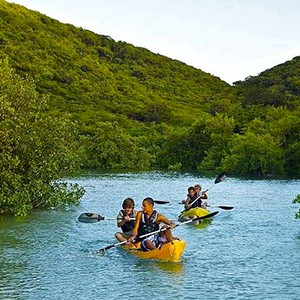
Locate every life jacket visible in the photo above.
<box><xmin>138</xmin><ymin>210</ymin><xmax>159</xmax><ymax>236</ymax></box>
<box><xmin>120</xmin><ymin>209</ymin><xmax>135</xmax><ymax>233</ymax></box>
<box><xmin>187</xmin><ymin>194</ymin><xmax>202</xmax><ymax>208</ymax></box>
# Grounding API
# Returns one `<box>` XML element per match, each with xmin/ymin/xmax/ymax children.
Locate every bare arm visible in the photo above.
<box><xmin>157</xmin><ymin>214</ymin><xmax>175</xmax><ymax>228</ymax></box>
<box><xmin>184</xmin><ymin>197</ymin><xmax>190</xmax><ymax>210</ymax></box>
<box><xmin>127</xmin><ymin>211</ymin><xmax>142</xmax><ymax>242</ymax></box>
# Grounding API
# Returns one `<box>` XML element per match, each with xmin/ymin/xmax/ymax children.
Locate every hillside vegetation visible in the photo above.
<box><xmin>1</xmin><ymin>0</ymin><xmax>300</xmax><ymax>180</ymax></box>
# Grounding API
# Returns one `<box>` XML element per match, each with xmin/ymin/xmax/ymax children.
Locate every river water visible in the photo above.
<box><xmin>0</xmin><ymin>172</ymin><xmax>299</xmax><ymax>300</ymax></box>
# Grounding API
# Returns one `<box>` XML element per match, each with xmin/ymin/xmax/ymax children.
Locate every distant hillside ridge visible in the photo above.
<box><xmin>0</xmin><ymin>0</ymin><xmax>234</xmax><ymax>131</ymax></box>
<box><xmin>234</xmin><ymin>56</ymin><xmax>300</xmax><ymax>109</ymax></box>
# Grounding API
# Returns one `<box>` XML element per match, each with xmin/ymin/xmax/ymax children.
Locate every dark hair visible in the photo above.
<box><xmin>122</xmin><ymin>198</ymin><xmax>135</xmax><ymax>209</ymax></box>
<box><xmin>143</xmin><ymin>197</ymin><xmax>154</xmax><ymax>206</ymax></box>
<box><xmin>188</xmin><ymin>186</ymin><xmax>195</xmax><ymax>192</ymax></box>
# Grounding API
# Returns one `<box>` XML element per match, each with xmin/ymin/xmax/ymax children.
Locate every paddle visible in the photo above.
<box><xmin>177</xmin><ymin>203</ymin><xmax>233</xmax><ymax>210</ymax></box>
<box><xmin>179</xmin><ymin>171</ymin><xmax>227</xmax><ymax>216</ymax></box>
<box><xmin>78</xmin><ymin>213</ymin><xmax>121</xmax><ymax>223</ymax></box>
<box><xmin>189</xmin><ymin>171</ymin><xmax>227</xmax><ymax>207</ymax></box>
<box><xmin>78</xmin><ymin>213</ymin><xmax>179</xmax><ymax>223</ymax></box>
<box><xmin>207</xmin><ymin>205</ymin><xmax>233</xmax><ymax>210</ymax></box>
<box><xmin>97</xmin><ymin>211</ymin><xmax>219</xmax><ymax>252</ymax></box>
<box><xmin>153</xmin><ymin>200</ymin><xmax>170</xmax><ymax>204</ymax></box>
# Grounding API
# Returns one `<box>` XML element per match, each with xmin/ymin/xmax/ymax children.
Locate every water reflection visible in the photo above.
<box><xmin>132</xmin><ymin>260</ymin><xmax>184</xmax><ymax>275</ymax></box>
<box><xmin>154</xmin><ymin>261</ymin><xmax>185</xmax><ymax>274</ymax></box>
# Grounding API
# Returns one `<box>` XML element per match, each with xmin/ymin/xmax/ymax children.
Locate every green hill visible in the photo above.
<box><xmin>0</xmin><ymin>0</ymin><xmax>299</xmax><ymax>176</ymax></box>
<box><xmin>0</xmin><ymin>0</ymin><xmax>234</xmax><ymax>129</ymax></box>
<box><xmin>234</xmin><ymin>56</ymin><xmax>300</xmax><ymax>109</ymax></box>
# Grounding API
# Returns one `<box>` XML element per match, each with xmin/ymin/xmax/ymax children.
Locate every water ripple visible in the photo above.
<box><xmin>1</xmin><ymin>174</ymin><xmax>300</xmax><ymax>300</ymax></box>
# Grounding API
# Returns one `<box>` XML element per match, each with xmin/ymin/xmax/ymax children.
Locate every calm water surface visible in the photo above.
<box><xmin>1</xmin><ymin>172</ymin><xmax>300</xmax><ymax>300</ymax></box>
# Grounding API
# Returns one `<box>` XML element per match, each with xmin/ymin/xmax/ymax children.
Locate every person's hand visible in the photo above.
<box><xmin>127</xmin><ymin>235</ymin><xmax>136</xmax><ymax>243</ymax></box>
<box><xmin>124</xmin><ymin>215</ymin><xmax>131</xmax><ymax>222</ymax></box>
<box><xmin>169</xmin><ymin>222</ymin><xmax>176</xmax><ymax>229</ymax></box>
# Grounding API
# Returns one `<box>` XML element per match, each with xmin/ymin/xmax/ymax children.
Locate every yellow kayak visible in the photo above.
<box><xmin>178</xmin><ymin>207</ymin><xmax>212</xmax><ymax>228</ymax></box>
<box><xmin>122</xmin><ymin>240</ymin><xmax>186</xmax><ymax>262</ymax></box>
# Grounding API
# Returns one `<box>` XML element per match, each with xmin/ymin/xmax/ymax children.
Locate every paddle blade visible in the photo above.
<box><xmin>195</xmin><ymin>211</ymin><xmax>219</xmax><ymax>221</ymax></box>
<box><xmin>218</xmin><ymin>205</ymin><xmax>233</xmax><ymax>210</ymax></box>
<box><xmin>214</xmin><ymin>171</ymin><xmax>227</xmax><ymax>184</ymax></box>
<box><xmin>154</xmin><ymin>200</ymin><xmax>170</xmax><ymax>204</ymax></box>
<box><xmin>78</xmin><ymin>213</ymin><xmax>104</xmax><ymax>223</ymax></box>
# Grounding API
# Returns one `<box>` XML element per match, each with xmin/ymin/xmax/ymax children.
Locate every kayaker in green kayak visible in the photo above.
<box><xmin>184</xmin><ymin>185</ymin><xmax>207</xmax><ymax>210</ymax></box>
<box><xmin>128</xmin><ymin>197</ymin><xmax>177</xmax><ymax>251</ymax></box>
<box><xmin>194</xmin><ymin>184</ymin><xmax>208</xmax><ymax>209</ymax></box>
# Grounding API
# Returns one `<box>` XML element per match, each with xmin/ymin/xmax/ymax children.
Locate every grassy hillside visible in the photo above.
<box><xmin>0</xmin><ymin>0</ymin><xmax>235</xmax><ymax>133</ymax></box>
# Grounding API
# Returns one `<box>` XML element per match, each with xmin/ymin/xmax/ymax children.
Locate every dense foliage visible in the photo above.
<box><xmin>0</xmin><ymin>60</ymin><xmax>84</xmax><ymax>215</ymax></box>
<box><xmin>293</xmin><ymin>194</ymin><xmax>300</xmax><ymax>219</ymax></box>
<box><xmin>0</xmin><ymin>0</ymin><xmax>299</xmax><ymax>183</ymax></box>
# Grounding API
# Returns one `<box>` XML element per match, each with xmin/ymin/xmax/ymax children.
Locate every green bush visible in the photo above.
<box><xmin>221</xmin><ymin>132</ymin><xmax>285</xmax><ymax>176</ymax></box>
<box><xmin>293</xmin><ymin>194</ymin><xmax>300</xmax><ymax>219</ymax></box>
<box><xmin>0</xmin><ymin>60</ymin><xmax>84</xmax><ymax>215</ymax></box>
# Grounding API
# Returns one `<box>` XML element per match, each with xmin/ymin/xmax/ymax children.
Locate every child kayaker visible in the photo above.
<box><xmin>194</xmin><ymin>184</ymin><xmax>208</xmax><ymax>209</ymax></box>
<box><xmin>115</xmin><ymin>198</ymin><xmax>138</xmax><ymax>242</ymax></box>
<box><xmin>127</xmin><ymin>197</ymin><xmax>177</xmax><ymax>251</ymax></box>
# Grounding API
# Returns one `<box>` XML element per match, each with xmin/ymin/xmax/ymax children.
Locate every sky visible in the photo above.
<box><xmin>6</xmin><ymin>0</ymin><xmax>300</xmax><ymax>84</ymax></box>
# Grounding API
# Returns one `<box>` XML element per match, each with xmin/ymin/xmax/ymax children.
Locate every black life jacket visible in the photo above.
<box><xmin>138</xmin><ymin>210</ymin><xmax>159</xmax><ymax>236</ymax></box>
<box><xmin>120</xmin><ymin>209</ymin><xmax>135</xmax><ymax>233</ymax></box>
<box><xmin>187</xmin><ymin>194</ymin><xmax>202</xmax><ymax>208</ymax></box>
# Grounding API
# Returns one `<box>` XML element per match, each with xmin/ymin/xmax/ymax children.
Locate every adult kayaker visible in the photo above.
<box><xmin>184</xmin><ymin>186</ymin><xmax>207</xmax><ymax>210</ymax></box>
<box><xmin>127</xmin><ymin>197</ymin><xmax>177</xmax><ymax>251</ymax></box>
<box><xmin>115</xmin><ymin>198</ymin><xmax>138</xmax><ymax>242</ymax></box>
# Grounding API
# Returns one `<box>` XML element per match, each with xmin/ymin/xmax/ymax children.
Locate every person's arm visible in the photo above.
<box><xmin>184</xmin><ymin>197</ymin><xmax>190</xmax><ymax>210</ymax></box>
<box><xmin>157</xmin><ymin>214</ymin><xmax>175</xmax><ymax>229</ymax></box>
<box><xmin>201</xmin><ymin>192</ymin><xmax>208</xmax><ymax>199</ymax></box>
<box><xmin>127</xmin><ymin>211</ymin><xmax>141</xmax><ymax>242</ymax></box>
<box><xmin>117</xmin><ymin>211</ymin><xmax>132</xmax><ymax>228</ymax></box>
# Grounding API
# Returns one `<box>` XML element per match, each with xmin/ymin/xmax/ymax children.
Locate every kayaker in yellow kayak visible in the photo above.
<box><xmin>127</xmin><ymin>197</ymin><xmax>177</xmax><ymax>251</ymax></box>
<box><xmin>115</xmin><ymin>198</ymin><xmax>138</xmax><ymax>242</ymax></box>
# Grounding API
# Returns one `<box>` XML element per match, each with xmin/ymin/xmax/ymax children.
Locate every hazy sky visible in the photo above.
<box><xmin>6</xmin><ymin>0</ymin><xmax>300</xmax><ymax>84</ymax></box>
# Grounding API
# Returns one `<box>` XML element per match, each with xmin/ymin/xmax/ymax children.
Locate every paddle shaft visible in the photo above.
<box><xmin>183</xmin><ymin>171</ymin><xmax>227</xmax><ymax>211</ymax></box>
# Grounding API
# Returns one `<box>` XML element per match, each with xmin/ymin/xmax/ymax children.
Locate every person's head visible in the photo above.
<box><xmin>188</xmin><ymin>186</ymin><xmax>196</xmax><ymax>196</ymax></box>
<box><xmin>142</xmin><ymin>197</ymin><xmax>154</xmax><ymax>214</ymax></box>
<box><xmin>194</xmin><ymin>184</ymin><xmax>201</xmax><ymax>193</ymax></box>
<box><xmin>122</xmin><ymin>198</ymin><xmax>135</xmax><ymax>214</ymax></box>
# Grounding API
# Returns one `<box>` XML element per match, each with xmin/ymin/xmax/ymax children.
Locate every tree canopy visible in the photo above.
<box><xmin>0</xmin><ymin>60</ymin><xmax>84</xmax><ymax>215</ymax></box>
